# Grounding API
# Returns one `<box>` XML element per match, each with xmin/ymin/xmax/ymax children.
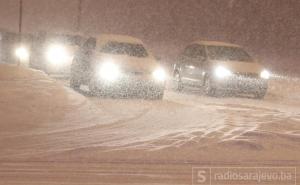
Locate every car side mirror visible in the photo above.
<box><xmin>155</xmin><ymin>56</ymin><xmax>162</xmax><ymax>61</ymax></box>
<box><xmin>197</xmin><ymin>56</ymin><xmax>206</xmax><ymax>62</ymax></box>
<box><xmin>178</xmin><ymin>55</ymin><xmax>187</xmax><ymax>62</ymax></box>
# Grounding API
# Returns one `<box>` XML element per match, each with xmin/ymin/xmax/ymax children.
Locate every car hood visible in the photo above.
<box><xmin>93</xmin><ymin>53</ymin><xmax>160</xmax><ymax>74</ymax></box>
<box><xmin>210</xmin><ymin>60</ymin><xmax>265</xmax><ymax>74</ymax></box>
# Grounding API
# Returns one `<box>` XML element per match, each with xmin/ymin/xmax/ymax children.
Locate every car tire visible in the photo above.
<box><xmin>204</xmin><ymin>77</ymin><xmax>216</xmax><ymax>96</ymax></box>
<box><xmin>89</xmin><ymin>81</ymin><xmax>102</xmax><ymax>96</ymax></box>
<box><xmin>147</xmin><ymin>89</ymin><xmax>164</xmax><ymax>100</ymax></box>
<box><xmin>70</xmin><ymin>76</ymin><xmax>81</xmax><ymax>90</ymax></box>
<box><xmin>173</xmin><ymin>72</ymin><xmax>183</xmax><ymax>91</ymax></box>
<box><xmin>254</xmin><ymin>90</ymin><xmax>266</xmax><ymax>99</ymax></box>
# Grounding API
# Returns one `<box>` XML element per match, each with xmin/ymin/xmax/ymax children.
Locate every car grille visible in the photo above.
<box><xmin>123</xmin><ymin>69</ymin><xmax>147</xmax><ymax>76</ymax></box>
<box><xmin>234</xmin><ymin>72</ymin><xmax>259</xmax><ymax>78</ymax></box>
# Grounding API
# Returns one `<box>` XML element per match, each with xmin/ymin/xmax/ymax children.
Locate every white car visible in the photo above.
<box><xmin>70</xmin><ymin>34</ymin><xmax>166</xmax><ymax>99</ymax></box>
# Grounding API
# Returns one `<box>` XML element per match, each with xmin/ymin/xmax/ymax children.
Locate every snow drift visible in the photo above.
<box><xmin>0</xmin><ymin>64</ymin><xmax>299</xmax><ymax>167</ymax></box>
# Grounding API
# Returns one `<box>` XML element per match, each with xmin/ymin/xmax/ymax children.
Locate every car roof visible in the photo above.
<box><xmin>192</xmin><ymin>40</ymin><xmax>241</xmax><ymax>47</ymax></box>
<box><xmin>97</xmin><ymin>34</ymin><xmax>144</xmax><ymax>44</ymax></box>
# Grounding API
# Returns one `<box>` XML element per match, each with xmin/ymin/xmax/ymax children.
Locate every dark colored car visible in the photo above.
<box><xmin>173</xmin><ymin>41</ymin><xmax>270</xmax><ymax>98</ymax></box>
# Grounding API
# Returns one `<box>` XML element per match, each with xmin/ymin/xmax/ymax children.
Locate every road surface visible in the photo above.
<box><xmin>0</xmin><ymin>65</ymin><xmax>299</xmax><ymax>184</ymax></box>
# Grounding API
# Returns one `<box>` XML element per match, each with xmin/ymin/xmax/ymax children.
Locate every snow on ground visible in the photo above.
<box><xmin>0</xmin><ymin>64</ymin><xmax>300</xmax><ymax>184</ymax></box>
<box><xmin>0</xmin><ymin>64</ymin><xmax>119</xmax><ymax>159</ymax></box>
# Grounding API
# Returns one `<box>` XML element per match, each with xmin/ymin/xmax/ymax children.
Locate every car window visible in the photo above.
<box><xmin>182</xmin><ymin>44</ymin><xmax>196</xmax><ymax>58</ymax></box>
<box><xmin>182</xmin><ymin>44</ymin><xmax>206</xmax><ymax>60</ymax></box>
<box><xmin>193</xmin><ymin>45</ymin><xmax>206</xmax><ymax>59</ymax></box>
<box><xmin>82</xmin><ymin>37</ymin><xmax>96</xmax><ymax>50</ymax></box>
<box><xmin>207</xmin><ymin>46</ymin><xmax>253</xmax><ymax>62</ymax></box>
<box><xmin>100</xmin><ymin>42</ymin><xmax>148</xmax><ymax>58</ymax></box>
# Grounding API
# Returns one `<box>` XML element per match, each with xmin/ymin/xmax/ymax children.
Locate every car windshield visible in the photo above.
<box><xmin>207</xmin><ymin>46</ymin><xmax>253</xmax><ymax>62</ymax></box>
<box><xmin>101</xmin><ymin>42</ymin><xmax>148</xmax><ymax>57</ymax></box>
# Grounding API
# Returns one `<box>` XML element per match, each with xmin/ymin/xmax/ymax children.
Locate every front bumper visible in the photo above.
<box><xmin>90</xmin><ymin>74</ymin><xmax>165</xmax><ymax>94</ymax></box>
<box><xmin>212</xmin><ymin>75</ymin><xmax>268</xmax><ymax>93</ymax></box>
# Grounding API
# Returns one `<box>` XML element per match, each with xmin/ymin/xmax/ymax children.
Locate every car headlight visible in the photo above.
<box><xmin>214</xmin><ymin>66</ymin><xmax>232</xmax><ymax>78</ymax></box>
<box><xmin>15</xmin><ymin>46</ymin><xmax>29</xmax><ymax>61</ymax></box>
<box><xmin>98</xmin><ymin>62</ymin><xmax>120</xmax><ymax>82</ymax></box>
<box><xmin>46</xmin><ymin>44</ymin><xmax>70</xmax><ymax>65</ymax></box>
<box><xmin>152</xmin><ymin>67</ymin><xmax>166</xmax><ymax>82</ymax></box>
<box><xmin>260</xmin><ymin>70</ymin><xmax>270</xmax><ymax>79</ymax></box>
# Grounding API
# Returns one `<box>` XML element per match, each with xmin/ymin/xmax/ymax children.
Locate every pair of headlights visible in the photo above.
<box><xmin>98</xmin><ymin>62</ymin><xmax>166</xmax><ymax>82</ymax></box>
<box><xmin>15</xmin><ymin>44</ymin><xmax>70</xmax><ymax>65</ymax></box>
<box><xmin>215</xmin><ymin>66</ymin><xmax>270</xmax><ymax>79</ymax></box>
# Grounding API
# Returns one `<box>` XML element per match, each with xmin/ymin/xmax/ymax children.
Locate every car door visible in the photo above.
<box><xmin>179</xmin><ymin>45</ymin><xmax>196</xmax><ymax>83</ymax></box>
<box><xmin>72</xmin><ymin>37</ymin><xmax>96</xmax><ymax>83</ymax></box>
<box><xmin>190</xmin><ymin>45</ymin><xmax>207</xmax><ymax>85</ymax></box>
<box><xmin>180</xmin><ymin>44</ymin><xmax>206</xmax><ymax>86</ymax></box>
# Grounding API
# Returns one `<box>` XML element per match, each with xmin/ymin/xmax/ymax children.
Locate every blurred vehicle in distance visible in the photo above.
<box><xmin>0</xmin><ymin>29</ymin><xmax>33</xmax><ymax>66</ymax></box>
<box><xmin>70</xmin><ymin>34</ymin><xmax>166</xmax><ymax>99</ymax></box>
<box><xmin>30</xmin><ymin>31</ymin><xmax>85</xmax><ymax>76</ymax></box>
<box><xmin>173</xmin><ymin>41</ymin><xmax>270</xmax><ymax>99</ymax></box>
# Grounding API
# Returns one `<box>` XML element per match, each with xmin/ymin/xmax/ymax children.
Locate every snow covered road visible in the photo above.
<box><xmin>0</xmin><ymin>64</ymin><xmax>299</xmax><ymax>184</ymax></box>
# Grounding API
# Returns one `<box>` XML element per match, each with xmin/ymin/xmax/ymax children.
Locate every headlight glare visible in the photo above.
<box><xmin>15</xmin><ymin>46</ymin><xmax>29</xmax><ymax>61</ymax></box>
<box><xmin>215</xmin><ymin>66</ymin><xmax>232</xmax><ymax>78</ymax></box>
<box><xmin>98</xmin><ymin>62</ymin><xmax>120</xmax><ymax>82</ymax></box>
<box><xmin>46</xmin><ymin>44</ymin><xmax>70</xmax><ymax>65</ymax></box>
<box><xmin>260</xmin><ymin>70</ymin><xmax>270</xmax><ymax>79</ymax></box>
<box><xmin>152</xmin><ymin>68</ymin><xmax>166</xmax><ymax>82</ymax></box>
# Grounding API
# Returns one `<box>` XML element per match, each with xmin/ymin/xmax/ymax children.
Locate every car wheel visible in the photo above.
<box><xmin>147</xmin><ymin>89</ymin><xmax>164</xmax><ymax>100</ymax></box>
<box><xmin>173</xmin><ymin>72</ymin><xmax>183</xmax><ymax>91</ymax></box>
<box><xmin>89</xmin><ymin>81</ymin><xmax>102</xmax><ymax>96</ymax></box>
<box><xmin>70</xmin><ymin>76</ymin><xmax>81</xmax><ymax>90</ymax></box>
<box><xmin>204</xmin><ymin>77</ymin><xmax>216</xmax><ymax>96</ymax></box>
<box><xmin>254</xmin><ymin>90</ymin><xmax>266</xmax><ymax>99</ymax></box>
